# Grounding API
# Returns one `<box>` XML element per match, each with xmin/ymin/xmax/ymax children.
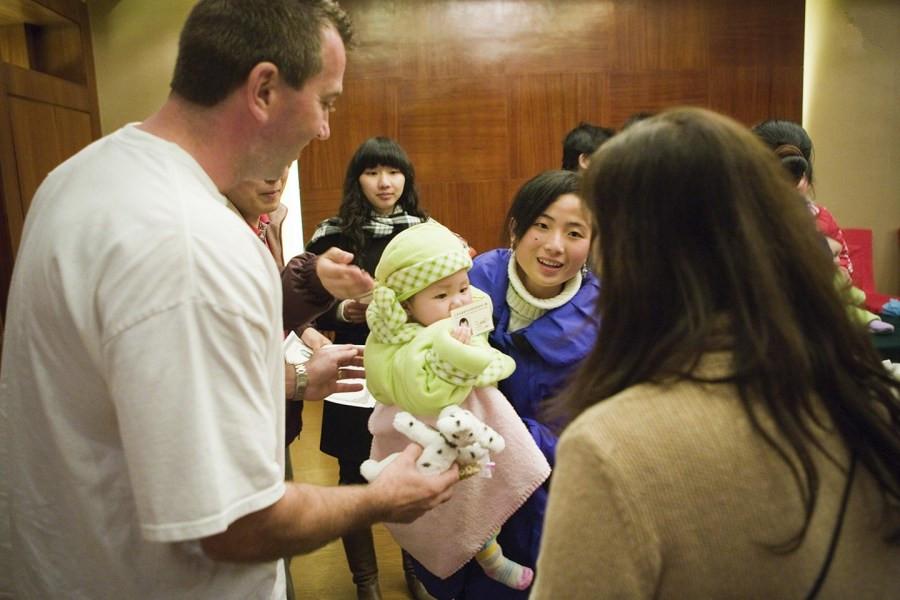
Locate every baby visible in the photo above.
<box><xmin>362</xmin><ymin>222</ymin><xmax>550</xmax><ymax>590</ymax></box>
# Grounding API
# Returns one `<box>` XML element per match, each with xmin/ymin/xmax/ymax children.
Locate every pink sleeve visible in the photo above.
<box><xmin>814</xmin><ymin>206</ymin><xmax>853</xmax><ymax>274</ymax></box>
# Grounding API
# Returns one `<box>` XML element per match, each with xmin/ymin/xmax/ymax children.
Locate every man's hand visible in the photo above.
<box><xmin>338</xmin><ymin>299</ymin><xmax>369</xmax><ymax>324</ymax></box>
<box><xmin>367</xmin><ymin>444</ymin><xmax>458</xmax><ymax>524</ymax></box>
<box><xmin>300</xmin><ymin>327</ymin><xmax>333</xmax><ymax>351</ymax></box>
<box><xmin>305</xmin><ymin>344</ymin><xmax>365</xmax><ymax>400</ymax></box>
<box><xmin>316</xmin><ymin>247</ymin><xmax>374</xmax><ymax>300</ymax></box>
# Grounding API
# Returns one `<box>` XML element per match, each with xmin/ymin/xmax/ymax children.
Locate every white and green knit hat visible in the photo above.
<box><xmin>367</xmin><ymin>222</ymin><xmax>472</xmax><ymax>343</ymax></box>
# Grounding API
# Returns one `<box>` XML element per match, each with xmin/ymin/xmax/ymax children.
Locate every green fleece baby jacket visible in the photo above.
<box><xmin>364</xmin><ymin>222</ymin><xmax>515</xmax><ymax>416</ymax></box>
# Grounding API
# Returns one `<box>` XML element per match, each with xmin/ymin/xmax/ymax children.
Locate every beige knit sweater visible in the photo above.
<box><xmin>532</xmin><ymin>353</ymin><xmax>900</xmax><ymax>599</ymax></box>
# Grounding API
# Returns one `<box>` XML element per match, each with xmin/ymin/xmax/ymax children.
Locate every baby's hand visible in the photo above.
<box><xmin>451</xmin><ymin>322</ymin><xmax>472</xmax><ymax>344</ymax></box>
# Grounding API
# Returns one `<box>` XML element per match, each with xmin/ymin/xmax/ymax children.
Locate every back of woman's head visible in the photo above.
<box><xmin>338</xmin><ymin>137</ymin><xmax>427</xmax><ymax>251</ymax></box>
<box><xmin>568</xmin><ymin>108</ymin><xmax>899</xmax><ymax>542</ymax></box>
<box><xmin>752</xmin><ymin>119</ymin><xmax>814</xmax><ymax>185</ymax></box>
<box><xmin>504</xmin><ymin>169</ymin><xmax>583</xmax><ymax>246</ymax></box>
<box><xmin>584</xmin><ymin>108</ymin><xmax>835</xmax><ymax>364</ymax></box>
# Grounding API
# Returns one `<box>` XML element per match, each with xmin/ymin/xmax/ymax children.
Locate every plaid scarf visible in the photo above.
<box><xmin>308</xmin><ymin>205</ymin><xmax>426</xmax><ymax>247</ymax></box>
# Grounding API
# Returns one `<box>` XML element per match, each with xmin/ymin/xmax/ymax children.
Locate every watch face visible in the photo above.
<box><xmin>292</xmin><ymin>363</ymin><xmax>309</xmax><ymax>401</ymax></box>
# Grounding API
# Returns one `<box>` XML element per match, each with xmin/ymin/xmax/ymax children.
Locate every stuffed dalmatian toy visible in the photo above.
<box><xmin>360</xmin><ymin>405</ymin><xmax>505</xmax><ymax>481</ymax></box>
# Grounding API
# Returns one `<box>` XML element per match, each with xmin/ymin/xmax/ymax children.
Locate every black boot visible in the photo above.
<box><xmin>341</xmin><ymin>527</ymin><xmax>382</xmax><ymax>600</ymax></box>
<box><xmin>402</xmin><ymin>549</ymin><xmax>437</xmax><ymax>600</ymax></box>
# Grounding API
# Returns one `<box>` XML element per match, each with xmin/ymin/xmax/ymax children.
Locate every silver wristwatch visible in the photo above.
<box><xmin>292</xmin><ymin>362</ymin><xmax>308</xmax><ymax>401</ymax></box>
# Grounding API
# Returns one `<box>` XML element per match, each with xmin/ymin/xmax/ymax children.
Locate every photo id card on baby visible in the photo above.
<box><xmin>450</xmin><ymin>297</ymin><xmax>494</xmax><ymax>336</ymax></box>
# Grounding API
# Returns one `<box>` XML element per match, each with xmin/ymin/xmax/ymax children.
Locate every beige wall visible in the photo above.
<box><xmin>87</xmin><ymin>0</ymin><xmax>194</xmax><ymax>133</ymax></box>
<box><xmin>804</xmin><ymin>0</ymin><xmax>900</xmax><ymax>295</ymax></box>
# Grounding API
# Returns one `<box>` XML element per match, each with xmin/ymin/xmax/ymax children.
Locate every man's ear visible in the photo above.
<box><xmin>245</xmin><ymin>62</ymin><xmax>279</xmax><ymax>123</ymax></box>
<box><xmin>578</xmin><ymin>152</ymin><xmax>591</xmax><ymax>171</ymax></box>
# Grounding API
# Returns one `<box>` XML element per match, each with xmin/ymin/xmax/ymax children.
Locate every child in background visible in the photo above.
<box><xmin>363</xmin><ymin>222</ymin><xmax>551</xmax><ymax>591</ymax></box>
<box><xmin>753</xmin><ymin>120</ymin><xmax>893</xmax><ymax>334</ymax></box>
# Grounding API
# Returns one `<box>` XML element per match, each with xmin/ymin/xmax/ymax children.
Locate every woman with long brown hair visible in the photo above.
<box><xmin>532</xmin><ymin>108</ymin><xmax>900</xmax><ymax>598</ymax></box>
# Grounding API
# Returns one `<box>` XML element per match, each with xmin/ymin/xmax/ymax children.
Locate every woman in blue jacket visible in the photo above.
<box><xmin>414</xmin><ymin>170</ymin><xmax>600</xmax><ymax>599</ymax></box>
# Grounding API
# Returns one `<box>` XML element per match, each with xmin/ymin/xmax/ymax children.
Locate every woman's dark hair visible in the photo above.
<box><xmin>503</xmin><ymin>170</ymin><xmax>585</xmax><ymax>247</ymax></box>
<box><xmin>560</xmin><ymin>107</ymin><xmax>900</xmax><ymax>549</ymax></box>
<box><xmin>752</xmin><ymin>119</ymin><xmax>814</xmax><ymax>186</ymax></box>
<box><xmin>339</xmin><ymin>136</ymin><xmax>427</xmax><ymax>255</ymax></box>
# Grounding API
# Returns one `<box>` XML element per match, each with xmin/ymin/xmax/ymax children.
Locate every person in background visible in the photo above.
<box><xmin>752</xmin><ymin>119</ymin><xmax>893</xmax><ymax>334</ymax></box>
<box><xmin>225</xmin><ymin>168</ymin><xmax>365</xmax><ymax>599</ymax></box>
<box><xmin>561</xmin><ymin>121</ymin><xmax>615</xmax><ymax>172</ymax></box>
<box><xmin>291</xmin><ymin>136</ymin><xmax>432</xmax><ymax>600</ymax></box>
<box><xmin>752</xmin><ymin>120</ymin><xmax>854</xmax><ymax>275</ymax></box>
<box><xmin>533</xmin><ymin>107</ymin><xmax>900</xmax><ymax>598</ymax></box>
<box><xmin>1</xmin><ymin>2</ymin><xmax>457</xmax><ymax>598</ymax></box>
<box><xmin>413</xmin><ymin>170</ymin><xmax>600</xmax><ymax>599</ymax></box>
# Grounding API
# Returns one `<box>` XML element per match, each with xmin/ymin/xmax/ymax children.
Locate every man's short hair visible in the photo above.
<box><xmin>171</xmin><ymin>0</ymin><xmax>354</xmax><ymax>107</ymax></box>
<box><xmin>561</xmin><ymin>122</ymin><xmax>615</xmax><ymax>171</ymax></box>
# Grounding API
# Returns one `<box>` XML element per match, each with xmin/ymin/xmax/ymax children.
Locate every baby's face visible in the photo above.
<box><xmin>405</xmin><ymin>269</ymin><xmax>472</xmax><ymax>326</ymax></box>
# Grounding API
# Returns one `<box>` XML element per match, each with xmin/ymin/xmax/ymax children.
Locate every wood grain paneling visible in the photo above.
<box><xmin>611</xmin><ymin>0</ymin><xmax>710</xmax><ymax>70</ymax></box>
<box><xmin>0</xmin><ymin>0</ymin><xmax>100</xmax><ymax>315</ymax></box>
<box><xmin>398</xmin><ymin>77</ymin><xmax>508</xmax><ymax>184</ymax></box>
<box><xmin>301</xmin><ymin>78</ymin><xmax>399</xmax><ymax>191</ymax></box>
<box><xmin>8</xmin><ymin>97</ymin><xmax>91</xmax><ymax>234</ymax></box>
<box><xmin>299</xmin><ymin>0</ymin><xmax>804</xmax><ymax>249</ymax></box>
<box><xmin>770</xmin><ymin>65</ymin><xmax>804</xmax><ymax>120</ymax></box>
<box><xmin>418</xmin><ymin>179</ymin><xmax>510</xmax><ymax>255</ymax></box>
<box><xmin>300</xmin><ymin>186</ymin><xmax>342</xmax><ymax>236</ymax></box>
<box><xmin>508</xmin><ymin>73</ymin><xmax>610</xmax><ymax>178</ymax></box>
<box><xmin>708</xmin><ymin>66</ymin><xmax>771</xmax><ymax>126</ymax></box>
<box><xmin>608</xmin><ymin>70</ymin><xmax>709</xmax><ymax>128</ymax></box>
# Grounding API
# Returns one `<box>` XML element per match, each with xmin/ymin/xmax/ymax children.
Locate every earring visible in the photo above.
<box><xmin>581</xmin><ymin>263</ymin><xmax>589</xmax><ymax>276</ymax></box>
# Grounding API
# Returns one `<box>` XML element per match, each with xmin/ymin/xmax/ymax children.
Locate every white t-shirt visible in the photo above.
<box><xmin>0</xmin><ymin>124</ymin><xmax>286</xmax><ymax>599</ymax></box>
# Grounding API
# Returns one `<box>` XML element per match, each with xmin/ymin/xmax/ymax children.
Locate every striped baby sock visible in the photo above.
<box><xmin>475</xmin><ymin>536</ymin><xmax>533</xmax><ymax>590</ymax></box>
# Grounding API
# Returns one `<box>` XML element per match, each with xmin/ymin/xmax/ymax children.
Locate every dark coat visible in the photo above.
<box><xmin>305</xmin><ymin>230</ymin><xmax>397</xmax><ymax>463</ymax></box>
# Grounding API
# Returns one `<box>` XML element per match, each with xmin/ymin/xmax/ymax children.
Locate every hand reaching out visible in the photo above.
<box><xmin>300</xmin><ymin>327</ymin><xmax>333</xmax><ymax>351</ymax></box>
<box><xmin>304</xmin><ymin>344</ymin><xmax>365</xmax><ymax>400</ymax></box>
<box><xmin>316</xmin><ymin>247</ymin><xmax>374</xmax><ymax>300</ymax></box>
<box><xmin>338</xmin><ymin>299</ymin><xmax>369</xmax><ymax>324</ymax></box>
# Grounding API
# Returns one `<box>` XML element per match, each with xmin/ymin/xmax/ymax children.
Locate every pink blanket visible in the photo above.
<box><xmin>368</xmin><ymin>387</ymin><xmax>551</xmax><ymax>578</ymax></box>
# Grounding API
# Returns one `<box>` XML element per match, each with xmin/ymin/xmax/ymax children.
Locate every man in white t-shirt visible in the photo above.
<box><xmin>0</xmin><ymin>2</ymin><xmax>457</xmax><ymax>598</ymax></box>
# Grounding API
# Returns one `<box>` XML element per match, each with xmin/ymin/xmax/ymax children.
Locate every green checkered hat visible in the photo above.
<box><xmin>367</xmin><ymin>222</ymin><xmax>472</xmax><ymax>343</ymax></box>
<box><xmin>374</xmin><ymin>221</ymin><xmax>472</xmax><ymax>301</ymax></box>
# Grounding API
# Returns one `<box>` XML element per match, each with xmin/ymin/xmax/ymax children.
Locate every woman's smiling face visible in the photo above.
<box><xmin>513</xmin><ymin>193</ymin><xmax>592</xmax><ymax>299</ymax></box>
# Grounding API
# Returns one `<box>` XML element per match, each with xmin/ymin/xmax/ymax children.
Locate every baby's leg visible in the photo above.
<box><xmin>474</xmin><ymin>533</ymin><xmax>533</xmax><ymax>590</ymax></box>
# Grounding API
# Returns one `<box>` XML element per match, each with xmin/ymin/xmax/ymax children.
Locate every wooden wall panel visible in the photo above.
<box><xmin>608</xmin><ymin>70</ymin><xmax>709</xmax><ymax>129</ymax></box>
<box><xmin>8</xmin><ymin>97</ymin><xmax>91</xmax><ymax>226</ymax></box>
<box><xmin>508</xmin><ymin>73</ymin><xmax>611</xmax><ymax>177</ymax></box>
<box><xmin>299</xmin><ymin>0</ymin><xmax>805</xmax><ymax>251</ymax></box>
<box><xmin>770</xmin><ymin>65</ymin><xmax>804</xmax><ymax>120</ymax></box>
<box><xmin>708</xmin><ymin>66</ymin><xmax>771</xmax><ymax>126</ymax></box>
<box><xmin>300</xmin><ymin>186</ymin><xmax>342</xmax><ymax>237</ymax></box>
<box><xmin>611</xmin><ymin>0</ymin><xmax>710</xmax><ymax>70</ymax></box>
<box><xmin>398</xmin><ymin>77</ymin><xmax>508</xmax><ymax>184</ymax></box>
<box><xmin>301</xmin><ymin>77</ymin><xmax>399</xmax><ymax>191</ymax></box>
<box><xmin>418</xmin><ymin>179</ymin><xmax>511</xmax><ymax>256</ymax></box>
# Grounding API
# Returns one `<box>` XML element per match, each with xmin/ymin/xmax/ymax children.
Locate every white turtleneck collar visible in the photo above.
<box><xmin>506</xmin><ymin>254</ymin><xmax>582</xmax><ymax>332</ymax></box>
